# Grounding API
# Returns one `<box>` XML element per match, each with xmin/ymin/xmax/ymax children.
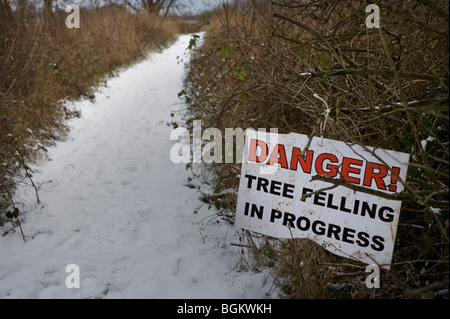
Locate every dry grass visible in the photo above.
<box><xmin>0</xmin><ymin>3</ymin><xmax>199</xmax><ymax>225</ymax></box>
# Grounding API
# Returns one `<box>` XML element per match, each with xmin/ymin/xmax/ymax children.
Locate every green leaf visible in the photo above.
<box><xmin>425</xmin><ymin>291</ymin><xmax>435</xmax><ymax>299</ymax></box>
<box><xmin>187</xmin><ymin>34</ymin><xmax>200</xmax><ymax>50</ymax></box>
<box><xmin>418</xmin><ymin>237</ymin><xmax>431</xmax><ymax>256</ymax></box>
<box><xmin>442</xmin><ymin>248</ymin><xmax>448</xmax><ymax>259</ymax></box>
<box><xmin>220</xmin><ymin>42</ymin><xmax>234</xmax><ymax>57</ymax></box>
<box><xmin>409</xmin><ymin>166</ymin><xmax>421</xmax><ymax>179</ymax></box>
<box><xmin>297</xmin><ymin>43</ymin><xmax>307</xmax><ymax>56</ymax></box>
<box><xmin>239</xmin><ymin>91</ymin><xmax>250</xmax><ymax>100</ymax></box>
<box><xmin>424</xmin><ymin>209</ymin><xmax>433</xmax><ymax>224</ymax></box>
<box><xmin>233</xmin><ymin>66</ymin><xmax>247</xmax><ymax>80</ymax></box>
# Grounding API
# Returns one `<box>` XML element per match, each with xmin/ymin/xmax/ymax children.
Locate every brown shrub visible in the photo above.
<box><xmin>0</xmin><ymin>2</ymin><xmax>196</xmax><ymax>218</ymax></box>
<box><xmin>184</xmin><ymin>0</ymin><xmax>448</xmax><ymax>298</ymax></box>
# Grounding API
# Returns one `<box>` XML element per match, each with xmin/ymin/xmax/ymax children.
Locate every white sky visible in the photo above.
<box><xmin>49</xmin><ymin>0</ymin><xmax>222</xmax><ymax>14</ymax></box>
<box><xmin>179</xmin><ymin>0</ymin><xmax>221</xmax><ymax>14</ymax></box>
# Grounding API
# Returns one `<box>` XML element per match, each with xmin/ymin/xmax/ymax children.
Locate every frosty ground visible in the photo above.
<box><xmin>0</xmin><ymin>34</ymin><xmax>276</xmax><ymax>299</ymax></box>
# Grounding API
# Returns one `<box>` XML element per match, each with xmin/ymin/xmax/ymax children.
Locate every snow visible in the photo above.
<box><xmin>0</xmin><ymin>34</ymin><xmax>277</xmax><ymax>299</ymax></box>
<box><xmin>421</xmin><ymin>136</ymin><xmax>435</xmax><ymax>151</ymax></box>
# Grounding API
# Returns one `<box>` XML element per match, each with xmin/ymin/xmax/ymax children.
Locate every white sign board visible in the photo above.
<box><xmin>236</xmin><ymin>130</ymin><xmax>410</xmax><ymax>269</ymax></box>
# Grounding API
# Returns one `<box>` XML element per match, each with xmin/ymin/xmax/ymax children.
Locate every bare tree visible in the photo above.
<box><xmin>125</xmin><ymin>0</ymin><xmax>177</xmax><ymax>18</ymax></box>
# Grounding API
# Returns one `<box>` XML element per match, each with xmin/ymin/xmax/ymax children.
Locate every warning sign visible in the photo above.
<box><xmin>235</xmin><ymin>130</ymin><xmax>410</xmax><ymax>269</ymax></box>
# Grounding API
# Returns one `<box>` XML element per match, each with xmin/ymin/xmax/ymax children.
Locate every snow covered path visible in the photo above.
<box><xmin>0</xmin><ymin>34</ymin><xmax>274</xmax><ymax>299</ymax></box>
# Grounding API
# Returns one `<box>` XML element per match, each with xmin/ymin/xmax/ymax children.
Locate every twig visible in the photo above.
<box><xmin>402</xmin><ymin>280</ymin><xmax>449</xmax><ymax>298</ymax></box>
<box><xmin>273</xmin><ymin>12</ymin><xmax>359</xmax><ymax>69</ymax></box>
<box><xmin>15</xmin><ymin>211</ymin><xmax>26</xmax><ymax>242</ymax></box>
<box><xmin>309</xmin><ymin>68</ymin><xmax>448</xmax><ymax>86</ymax></box>
<box><xmin>12</xmin><ymin>146</ymin><xmax>40</xmax><ymax>203</ymax></box>
<box><xmin>230</xmin><ymin>243</ymin><xmax>253</xmax><ymax>248</ymax></box>
<box><xmin>4</xmin><ymin>190</ymin><xmax>26</xmax><ymax>242</ymax></box>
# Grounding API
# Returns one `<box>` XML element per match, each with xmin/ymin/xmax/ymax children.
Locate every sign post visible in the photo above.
<box><xmin>236</xmin><ymin>130</ymin><xmax>410</xmax><ymax>269</ymax></box>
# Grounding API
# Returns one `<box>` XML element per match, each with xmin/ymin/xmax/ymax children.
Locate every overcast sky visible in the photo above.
<box><xmin>49</xmin><ymin>0</ymin><xmax>222</xmax><ymax>14</ymax></box>
<box><xmin>180</xmin><ymin>0</ymin><xmax>221</xmax><ymax>14</ymax></box>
